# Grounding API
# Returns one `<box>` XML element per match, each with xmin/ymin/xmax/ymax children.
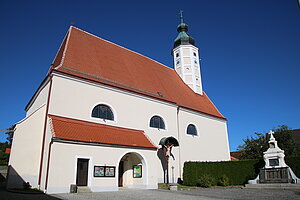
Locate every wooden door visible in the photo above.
<box><xmin>76</xmin><ymin>159</ymin><xmax>89</xmax><ymax>186</ymax></box>
<box><xmin>118</xmin><ymin>161</ymin><xmax>124</xmax><ymax>187</ymax></box>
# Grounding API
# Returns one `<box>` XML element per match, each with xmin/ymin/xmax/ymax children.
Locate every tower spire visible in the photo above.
<box><xmin>180</xmin><ymin>10</ymin><xmax>184</xmax><ymax>24</ymax></box>
<box><xmin>173</xmin><ymin>11</ymin><xmax>195</xmax><ymax>48</ymax></box>
<box><xmin>172</xmin><ymin>12</ymin><xmax>203</xmax><ymax>95</ymax></box>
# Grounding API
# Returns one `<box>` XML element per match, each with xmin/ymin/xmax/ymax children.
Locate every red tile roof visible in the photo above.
<box><xmin>230</xmin><ymin>156</ymin><xmax>238</xmax><ymax>161</ymax></box>
<box><xmin>51</xmin><ymin>26</ymin><xmax>226</xmax><ymax>120</ymax></box>
<box><xmin>49</xmin><ymin>115</ymin><xmax>157</xmax><ymax>149</ymax></box>
<box><xmin>230</xmin><ymin>151</ymin><xmax>241</xmax><ymax>160</ymax></box>
<box><xmin>5</xmin><ymin>148</ymin><xmax>11</xmax><ymax>154</ymax></box>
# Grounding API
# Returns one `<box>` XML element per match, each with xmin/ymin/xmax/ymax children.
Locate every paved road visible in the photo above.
<box><xmin>1</xmin><ymin>188</ymin><xmax>299</xmax><ymax>200</ymax></box>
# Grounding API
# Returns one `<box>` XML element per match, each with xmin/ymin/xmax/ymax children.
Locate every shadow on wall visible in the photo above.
<box><xmin>157</xmin><ymin>148</ymin><xmax>167</xmax><ymax>171</ymax></box>
<box><xmin>1</xmin><ymin>166</ymin><xmax>62</xmax><ymax>200</ymax></box>
<box><xmin>157</xmin><ymin>148</ymin><xmax>167</xmax><ymax>182</ymax></box>
<box><xmin>6</xmin><ymin>165</ymin><xmax>28</xmax><ymax>189</ymax></box>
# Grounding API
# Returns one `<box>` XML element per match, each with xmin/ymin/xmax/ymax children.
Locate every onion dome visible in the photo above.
<box><xmin>174</xmin><ymin>11</ymin><xmax>196</xmax><ymax>48</ymax></box>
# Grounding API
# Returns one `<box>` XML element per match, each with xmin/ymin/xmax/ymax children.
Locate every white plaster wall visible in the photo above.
<box><xmin>49</xmin><ymin>75</ymin><xmax>178</xmax><ymax>145</ymax></box>
<box><xmin>39</xmin><ymin>118</ymin><xmax>55</xmax><ymax>191</ymax></box>
<box><xmin>7</xmin><ymin>105</ymin><xmax>46</xmax><ymax>189</ymax></box>
<box><xmin>46</xmin><ymin>142</ymin><xmax>158</xmax><ymax>194</ymax></box>
<box><xmin>49</xmin><ymin>75</ymin><xmax>181</xmax><ymax>181</ymax></box>
<box><xmin>47</xmin><ymin>74</ymin><xmax>229</xmax><ymax>187</ymax></box>
<box><xmin>173</xmin><ymin>45</ymin><xmax>202</xmax><ymax>95</ymax></box>
<box><xmin>178</xmin><ymin>108</ymin><xmax>230</xmax><ymax>169</ymax></box>
<box><xmin>26</xmin><ymin>82</ymin><xmax>50</xmax><ymax>116</ymax></box>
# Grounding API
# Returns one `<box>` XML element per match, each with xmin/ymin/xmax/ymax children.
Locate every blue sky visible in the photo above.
<box><xmin>0</xmin><ymin>0</ymin><xmax>299</xmax><ymax>151</ymax></box>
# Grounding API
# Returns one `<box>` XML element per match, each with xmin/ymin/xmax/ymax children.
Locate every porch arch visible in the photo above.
<box><xmin>117</xmin><ymin>151</ymin><xmax>148</xmax><ymax>188</ymax></box>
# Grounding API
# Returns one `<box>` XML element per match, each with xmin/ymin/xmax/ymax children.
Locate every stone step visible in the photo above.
<box><xmin>77</xmin><ymin>186</ymin><xmax>92</xmax><ymax>193</ymax></box>
<box><xmin>245</xmin><ymin>183</ymin><xmax>300</xmax><ymax>190</ymax></box>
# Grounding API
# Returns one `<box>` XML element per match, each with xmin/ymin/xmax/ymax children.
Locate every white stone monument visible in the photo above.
<box><xmin>248</xmin><ymin>130</ymin><xmax>300</xmax><ymax>184</ymax></box>
<box><xmin>263</xmin><ymin>130</ymin><xmax>287</xmax><ymax>169</ymax></box>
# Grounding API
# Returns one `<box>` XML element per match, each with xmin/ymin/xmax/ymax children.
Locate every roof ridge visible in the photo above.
<box><xmin>70</xmin><ymin>26</ymin><xmax>175</xmax><ymax>72</ymax></box>
<box><xmin>50</xmin><ymin>27</ymin><xmax>72</xmax><ymax>71</ymax></box>
<box><xmin>201</xmin><ymin>92</ymin><xmax>225</xmax><ymax>119</ymax></box>
<box><xmin>55</xmin><ymin>27</ymin><xmax>72</xmax><ymax>71</ymax></box>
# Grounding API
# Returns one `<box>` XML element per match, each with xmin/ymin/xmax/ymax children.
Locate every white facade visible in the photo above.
<box><xmin>8</xmin><ymin>73</ymin><xmax>230</xmax><ymax>193</ymax></box>
<box><xmin>173</xmin><ymin>45</ymin><xmax>203</xmax><ymax>95</ymax></box>
<box><xmin>7</xmin><ymin>25</ymin><xmax>230</xmax><ymax>194</ymax></box>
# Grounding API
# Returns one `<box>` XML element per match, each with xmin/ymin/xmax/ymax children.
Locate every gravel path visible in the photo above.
<box><xmin>1</xmin><ymin>188</ymin><xmax>299</xmax><ymax>200</ymax></box>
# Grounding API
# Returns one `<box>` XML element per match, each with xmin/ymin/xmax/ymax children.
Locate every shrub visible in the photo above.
<box><xmin>217</xmin><ymin>175</ymin><xmax>230</xmax><ymax>186</ymax></box>
<box><xmin>183</xmin><ymin>156</ymin><xmax>300</xmax><ymax>186</ymax></box>
<box><xmin>286</xmin><ymin>156</ymin><xmax>300</xmax><ymax>177</ymax></box>
<box><xmin>158</xmin><ymin>183</ymin><xmax>169</xmax><ymax>190</ymax></box>
<box><xmin>183</xmin><ymin>159</ymin><xmax>262</xmax><ymax>186</ymax></box>
<box><xmin>196</xmin><ymin>174</ymin><xmax>215</xmax><ymax>187</ymax></box>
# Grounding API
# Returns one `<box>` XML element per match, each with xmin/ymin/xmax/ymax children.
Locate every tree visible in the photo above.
<box><xmin>5</xmin><ymin>124</ymin><xmax>15</xmax><ymax>146</ymax></box>
<box><xmin>0</xmin><ymin>142</ymin><xmax>9</xmax><ymax>165</ymax></box>
<box><xmin>237</xmin><ymin>133</ymin><xmax>268</xmax><ymax>160</ymax></box>
<box><xmin>0</xmin><ymin>124</ymin><xmax>15</xmax><ymax>165</ymax></box>
<box><xmin>237</xmin><ymin>125</ymin><xmax>300</xmax><ymax>160</ymax></box>
<box><xmin>272</xmin><ymin>125</ymin><xmax>300</xmax><ymax>157</ymax></box>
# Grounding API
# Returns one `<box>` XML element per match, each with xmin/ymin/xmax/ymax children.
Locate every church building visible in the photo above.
<box><xmin>7</xmin><ymin>16</ymin><xmax>230</xmax><ymax>194</ymax></box>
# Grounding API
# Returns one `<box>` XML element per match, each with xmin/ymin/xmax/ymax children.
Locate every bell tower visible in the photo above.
<box><xmin>173</xmin><ymin>11</ymin><xmax>203</xmax><ymax>95</ymax></box>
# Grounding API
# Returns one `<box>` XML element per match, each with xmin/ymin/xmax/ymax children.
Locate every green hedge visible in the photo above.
<box><xmin>183</xmin><ymin>156</ymin><xmax>300</xmax><ymax>186</ymax></box>
<box><xmin>0</xmin><ymin>160</ymin><xmax>8</xmax><ymax>166</ymax></box>
<box><xmin>286</xmin><ymin>156</ymin><xmax>300</xmax><ymax>177</ymax></box>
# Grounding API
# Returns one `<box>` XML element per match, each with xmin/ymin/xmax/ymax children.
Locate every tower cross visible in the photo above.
<box><xmin>180</xmin><ymin>10</ymin><xmax>184</xmax><ymax>24</ymax></box>
<box><xmin>268</xmin><ymin>130</ymin><xmax>275</xmax><ymax>139</ymax></box>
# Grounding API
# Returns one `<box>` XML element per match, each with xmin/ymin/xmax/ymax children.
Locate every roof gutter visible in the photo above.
<box><xmin>25</xmin><ymin>75</ymin><xmax>51</xmax><ymax>112</ymax></box>
<box><xmin>52</xmin><ymin>138</ymin><xmax>158</xmax><ymax>151</ymax></box>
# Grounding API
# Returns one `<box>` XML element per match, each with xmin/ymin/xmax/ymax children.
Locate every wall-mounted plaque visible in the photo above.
<box><xmin>133</xmin><ymin>165</ymin><xmax>142</xmax><ymax>178</ymax></box>
<box><xmin>269</xmin><ymin>159</ymin><xmax>279</xmax><ymax>167</ymax></box>
<box><xmin>94</xmin><ymin>166</ymin><xmax>115</xmax><ymax>177</ymax></box>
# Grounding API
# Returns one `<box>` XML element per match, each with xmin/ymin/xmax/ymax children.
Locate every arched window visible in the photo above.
<box><xmin>187</xmin><ymin>124</ymin><xmax>197</xmax><ymax>136</ymax></box>
<box><xmin>92</xmin><ymin>104</ymin><xmax>114</xmax><ymax>121</ymax></box>
<box><xmin>149</xmin><ymin>116</ymin><xmax>165</xmax><ymax>129</ymax></box>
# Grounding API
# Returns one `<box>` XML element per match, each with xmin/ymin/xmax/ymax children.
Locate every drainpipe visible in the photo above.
<box><xmin>176</xmin><ymin>106</ymin><xmax>182</xmax><ymax>180</ymax></box>
<box><xmin>38</xmin><ymin>75</ymin><xmax>53</xmax><ymax>189</ymax></box>
<box><xmin>45</xmin><ymin>139</ymin><xmax>53</xmax><ymax>193</ymax></box>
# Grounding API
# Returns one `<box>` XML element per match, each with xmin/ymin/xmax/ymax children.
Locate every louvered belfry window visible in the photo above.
<box><xmin>150</xmin><ymin>116</ymin><xmax>165</xmax><ymax>129</ymax></box>
<box><xmin>92</xmin><ymin>104</ymin><xmax>114</xmax><ymax>120</ymax></box>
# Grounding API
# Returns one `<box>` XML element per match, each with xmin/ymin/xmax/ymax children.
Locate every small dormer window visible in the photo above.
<box><xmin>176</xmin><ymin>53</ymin><xmax>180</xmax><ymax>57</ymax></box>
<box><xmin>194</xmin><ymin>60</ymin><xmax>198</xmax><ymax>64</ymax></box>
<box><xmin>176</xmin><ymin>60</ymin><xmax>180</xmax><ymax>65</ymax></box>
<box><xmin>193</xmin><ymin>52</ymin><xmax>197</xmax><ymax>57</ymax></box>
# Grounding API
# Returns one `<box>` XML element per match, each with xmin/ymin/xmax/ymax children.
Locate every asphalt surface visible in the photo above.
<box><xmin>1</xmin><ymin>187</ymin><xmax>299</xmax><ymax>200</ymax></box>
